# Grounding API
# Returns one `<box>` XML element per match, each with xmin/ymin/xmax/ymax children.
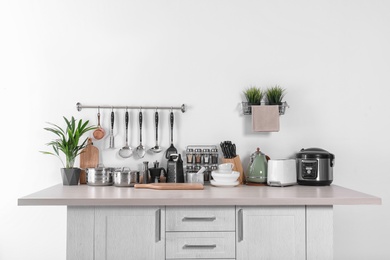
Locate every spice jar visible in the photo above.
<box><xmin>204</xmin><ymin>167</ymin><xmax>210</xmax><ymax>181</ymax></box>
<box><xmin>194</xmin><ymin>149</ymin><xmax>202</xmax><ymax>164</ymax></box>
<box><xmin>203</xmin><ymin>149</ymin><xmax>210</xmax><ymax>164</ymax></box>
<box><xmin>211</xmin><ymin>148</ymin><xmax>218</xmax><ymax>164</ymax></box>
<box><xmin>186</xmin><ymin>148</ymin><xmax>194</xmax><ymax>164</ymax></box>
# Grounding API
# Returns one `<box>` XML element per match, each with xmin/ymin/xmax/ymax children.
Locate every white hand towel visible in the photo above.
<box><xmin>252</xmin><ymin>105</ymin><xmax>280</xmax><ymax>132</ymax></box>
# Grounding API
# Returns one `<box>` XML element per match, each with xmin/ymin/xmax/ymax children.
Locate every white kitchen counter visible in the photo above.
<box><xmin>18</xmin><ymin>184</ymin><xmax>381</xmax><ymax>260</ymax></box>
<box><xmin>18</xmin><ymin>184</ymin><xmax>381</xmax><ymax>206</ymax></box>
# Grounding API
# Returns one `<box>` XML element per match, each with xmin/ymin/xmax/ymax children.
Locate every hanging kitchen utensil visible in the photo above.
<box><xmin>149</xmin><ymin>110</ymin><xmax>162</xmax><ymax>153</ymax></box>
<box><xmin>119</xmin><ymin>109</ymin><xmax>132</xmax><ymax>158</ymax></box>
<box><xmin>109</xmin><ymin>109</ymin><xmax>115</xmax><ymax>149</ymax></box>
<box><xmin>136</xmin><ymin>110</ymin><xmax>146</xmax><ymax>158</ymax></box>
<box><xmin>165</xmin><ymin>111</ymin><xmax>178</xmax><ymax>159</ymax></box>
<box><xmin>93</xmin><ymin>107</ymin><xmax>105</xmax><ymax>140</ymax></box>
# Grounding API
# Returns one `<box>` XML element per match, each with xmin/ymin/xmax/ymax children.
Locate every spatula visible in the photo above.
<box><xmin>165</xmin><ymin>111</ymin><xmax>178</xmax><ymax>159</ymax></box>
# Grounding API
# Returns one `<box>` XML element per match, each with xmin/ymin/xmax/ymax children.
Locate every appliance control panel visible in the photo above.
<box><xmin>301</xmin><ymin>160</ymin><xmax>318</xmax><ymax>179</ymax></box>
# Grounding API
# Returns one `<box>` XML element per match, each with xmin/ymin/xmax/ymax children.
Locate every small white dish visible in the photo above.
<box><xmin>210</xmin><ymin>180</ymin><xmax>239</xmax><ymax>187</ymax></box>
<box><xmin>211</xmin><ymin>170</ymin><xmax>240</xmax><ymax>183</ymax></box>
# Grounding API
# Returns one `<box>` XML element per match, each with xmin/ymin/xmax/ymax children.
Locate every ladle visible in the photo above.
<box><xmin>119</xmin><ymin>110</ymin><xmax>132</xmax><ymax>158</ymax></box>
<box><xmin>136</xmin><ymin>110</ymin><xmax>146</xmax><ymax>158</ymax></box>
<box><xmin>149</xmin><ymin>110</ymin><xmax>162</xmax><ymax>153</ymax></box>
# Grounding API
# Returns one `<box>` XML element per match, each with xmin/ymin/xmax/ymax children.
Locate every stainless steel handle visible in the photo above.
<box><xmin>238</xmin><ymin>208</ymin><xmax>243</xmax><ymax>242</ymax></box>
<box><xmin>155</xmin><ymin>208</ymin><xmax>161</xmax><ymax>242</ymax></box>
<box><xmin>183</xmin><ymin>244</ymin><xmax>217</xmax><ymax>249</ymax></box>
<box><xmin>182</xmin><ymin>216</ymin><xmax>216</xmax><ymax>221</ymax></box>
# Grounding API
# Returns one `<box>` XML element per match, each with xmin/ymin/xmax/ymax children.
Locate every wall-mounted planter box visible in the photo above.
<box><xmin>242</xmin><ymin>102</ymin><xmax>289</xmax><ymax>116</ymax></box>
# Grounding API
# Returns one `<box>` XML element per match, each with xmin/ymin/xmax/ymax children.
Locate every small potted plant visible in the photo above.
<box><xmin>41</xmin><ymin>116</ymin><xmax>96</xmax><ymax>185</ymax></box>
<box><xmin>266</xmin><ymin>85</ymin><xmax>288</xmax><ymax>115</ymax></box>
<box><xmin>242</xmin><ymin>86</ymin><xmax>263</xmax><ymax>114</ymax></box>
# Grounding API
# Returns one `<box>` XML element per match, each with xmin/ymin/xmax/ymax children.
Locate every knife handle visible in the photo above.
<box><xmin>111</xmin><ymin>111</ymin><xmax>114</xmax><ymax>129</ymax></box>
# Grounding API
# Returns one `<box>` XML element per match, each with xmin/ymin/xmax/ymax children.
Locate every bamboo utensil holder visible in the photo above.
<box><xmin>222</xmin><ymin>155</ymin><xmax>245</xmax><ymax>184</ymax></box>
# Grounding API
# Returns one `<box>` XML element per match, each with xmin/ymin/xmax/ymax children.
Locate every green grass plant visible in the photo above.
<box><xmin>41</xmin><ymin>116</ymin><xmax>96</xmax><ymax>168</ymax></box>
<box><xmin>266</xmin><ymin>85</ymin><xmax>286</xmax><ymax>105</ymax></box>
<box><xmin>243</xmin><ymin>86</ymin><xmax>263</xmax><ymax>104</ymax></box>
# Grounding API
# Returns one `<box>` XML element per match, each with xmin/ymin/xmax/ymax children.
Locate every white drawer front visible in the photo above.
<box><xmin>166</xmin><ymin>206</ymin><xmax>235</xmax><ymax>231</ymax></box>
<box><xmin>166</xmin><ymin>232</ymin><xmax>235</xmax><ymax>259</ymax></box>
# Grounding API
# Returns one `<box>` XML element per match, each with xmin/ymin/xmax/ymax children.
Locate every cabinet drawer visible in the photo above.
<box><xmin>166</xmin><ymin>232</ymin><xmax>235</xmax><ymax>259</ymax></box>
<box><xmin>166</xmin><ymin>206</ymin><xmax>235</xmax><ymax>231</ymax></box>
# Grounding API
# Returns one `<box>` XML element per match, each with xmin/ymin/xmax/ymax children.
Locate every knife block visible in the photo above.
<box><xmin>222</xmin><ymin>155</ymin><xmax>245</xmax><ymax>184</ymax></box>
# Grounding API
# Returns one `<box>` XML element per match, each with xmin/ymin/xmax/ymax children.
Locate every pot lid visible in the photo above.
<box><xmin>296</xmin><ymin>148</ymin><xmax>335</xmax><ymax>159</ymax></box>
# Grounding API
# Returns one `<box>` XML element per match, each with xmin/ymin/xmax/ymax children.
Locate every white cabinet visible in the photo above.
<box><xmin>67</xmin><ymin>205</ymin><xmax>332</xmax><ymax>260</ymax></box>
<box><xmin>166</xmin><ymin>206</ymin><xmax>235</xmax><ymax>232</ymax></box>
<box><xmin>94</xmin><ymin>206</ymin><xmax>165</xmax><ymax>260</ymax></box>
<box><xmin>236</xmin><ymin>206</ymin><xmax>306</xmax><ymax>260</ymax></box>
<box><xmin>166</xmin><ymin>206</ymin><xmax>235</xmax><ymax>259</ymax></box>
<box><xmin>67</xmin><ymin>206</ymin><xmax>165</xmax><ymax>260</ymax></box>
<box><xmin>166</xmin><ymin>232</ymin><xmax>235</xmax><ymax>259</ymax></box>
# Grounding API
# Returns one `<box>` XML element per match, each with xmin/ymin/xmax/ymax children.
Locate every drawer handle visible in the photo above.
<box><xmin>183</xmin><ymin>244</ymin><xmax>217</xmax><ymax>249</ymax></box>
<box><xmin>238</xmin><ymin>208</ymin><xmax>243</xmax><ymax>242</ymax></box>
<box><xmin>155</xmin><ymin>208</ymin><xmax>161</xmax><ymax>242</ymax></box>
<box><xmin>182</xmin><ymin>217</ymin><xmax>216</xmax><ymax>221</ymax></box>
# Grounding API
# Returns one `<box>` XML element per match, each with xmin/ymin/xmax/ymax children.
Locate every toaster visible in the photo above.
<box><xmin>267</xmin><ymin>159</ymin><xmax>297</xmax><ymax>187</ymax></box>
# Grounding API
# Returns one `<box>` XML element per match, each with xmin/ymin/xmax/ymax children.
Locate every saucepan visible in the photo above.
<box><xmin>86</xmin><ymin>164</ymin><xmax>116</xmax><ymax>186</ymax></box>
<box><xmin>113</xmin><ymin>167</ymin><xmax>139</xmax><ymax>187</ymax></box>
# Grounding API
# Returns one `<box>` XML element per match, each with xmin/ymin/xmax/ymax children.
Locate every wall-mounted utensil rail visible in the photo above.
<box><xmin>76</xmin><ymin>102</ymin><xmax>186</xmax><ymax>113</ymax></box>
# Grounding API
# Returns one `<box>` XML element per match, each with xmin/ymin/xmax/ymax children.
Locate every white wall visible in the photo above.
<box><xmin>1</xmin><ymin>0</ymin><xmax>389</xmax><ymax>259</ymax></box>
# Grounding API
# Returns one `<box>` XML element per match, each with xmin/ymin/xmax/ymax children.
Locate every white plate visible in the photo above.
<box><xmin>210</xmin><ymin>180</ymin><xmax>239</xmax><ymax>187</ymax></box>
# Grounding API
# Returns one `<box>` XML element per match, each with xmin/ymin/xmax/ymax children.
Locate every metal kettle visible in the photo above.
<box><xmin>246</xmin><ymin>148</ymin><xmax>268</xmax><ymax>184</ymax></box>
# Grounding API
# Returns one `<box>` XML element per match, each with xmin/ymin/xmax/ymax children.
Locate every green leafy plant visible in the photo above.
<box><xmin>266</xmin><ymin>85</ymin><xmax>286</xmax><ymax>105</ymax></box>
<box><xmin>41</xmin><ymin>116</ymin><xmax>96</xmax><ymax>168</ymax></box>
<box><xmin>243</xmin><ymin>86</ymin><xmax>263</xmax><ymax>104</ymax></box>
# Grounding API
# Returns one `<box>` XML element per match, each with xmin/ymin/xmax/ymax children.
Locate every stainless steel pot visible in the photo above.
<box><xmin>86</xmin><ymin>165</ymin><xmax>116</xmax><ymax>186</ymax></box>
<box><xmin>113</xmin><ymin>167</ymin><xmax>139</xmax><ymax>187</ymax></box>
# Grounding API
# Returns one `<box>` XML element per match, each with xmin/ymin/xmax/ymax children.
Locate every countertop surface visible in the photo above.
<box><xmin>18</xmin><ymin>184</ymin><xmax>381</xmax><ymax>206</ymax></box>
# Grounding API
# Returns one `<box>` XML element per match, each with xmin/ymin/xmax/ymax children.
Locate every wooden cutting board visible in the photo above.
<box><xmin>134</xmin><ymin>183</ymin><xmax>204</xmax><ymax>190</ymax></box>
<box><xmin>79</xmin><ymin>138</ymin><xmax>99</xmax><ymax>184</ymax></box>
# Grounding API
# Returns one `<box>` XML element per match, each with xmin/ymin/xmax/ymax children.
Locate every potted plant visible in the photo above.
<box><xmin>266</xmin><ymin>85</ymin><xmax>288</xmax><ymax>115</ymax></box>
<box><xmin>41</xmin><ymin>116</ymin><xmax>96</xmax><ymax>185</ymax></box>
<box><xmin>242</xmin><ymin>86</ymin><xmax>263</xmax><ymax>114</ymax></box>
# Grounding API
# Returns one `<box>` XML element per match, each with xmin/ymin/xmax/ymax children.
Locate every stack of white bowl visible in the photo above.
<box><xmin>210</xmin><ymin>163</ymin><xmax>240</xmax><ymax>187</ymax></box>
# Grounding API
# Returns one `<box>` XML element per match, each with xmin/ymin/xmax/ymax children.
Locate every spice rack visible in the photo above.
<box><xmin>184</xmin><ymin>145</ymin><xmax>219</xmax><ymax>183</ymax></box>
